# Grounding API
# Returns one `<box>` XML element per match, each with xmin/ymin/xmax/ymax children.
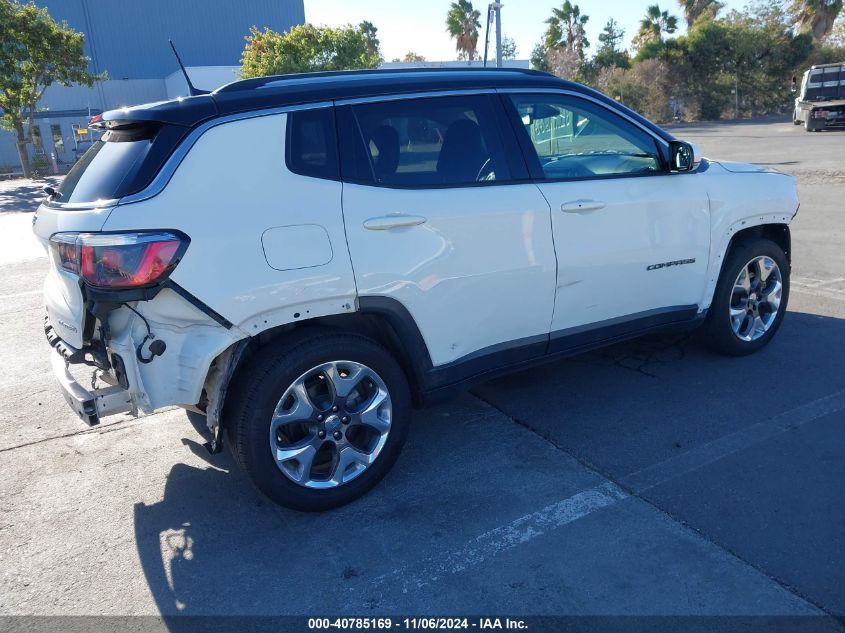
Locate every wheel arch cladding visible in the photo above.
<box><xmin>214</xmin><ymin>306</ymin><xmax>432</xmax><ymax>421</ymax></box>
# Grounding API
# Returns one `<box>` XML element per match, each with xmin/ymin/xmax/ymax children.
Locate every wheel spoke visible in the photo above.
<box><xmin>355</xmin><ymin>389</ymin><xmax>391</xmax><ymax>434</ymax></box>
<box><xmin>275</xmin><ymin>436</ymin><xmax>321</xmax><ymax>483</ymax></box>
<box><xmin>271</xmin><ymin>381</ymin><xmax>315</xmax><ymax>433</ymax></box>
<box><xmin>760</xmin><ymin>280</ymin><xmax>782</xmax><ymax>310</ymax></box>
<box><xmin>736</xmin><ymin>268</ymin><xmax>752</xmax><ymax>293</ymax></box>
<box><xmin>324</xmin><ymin>363</ymin><xmax>374</xmax><ymax>400</ymax></box>
<box><xmin>330</xmin><ymin>446</ymin><xmax>373</xmax><ymax>485</ymax></box>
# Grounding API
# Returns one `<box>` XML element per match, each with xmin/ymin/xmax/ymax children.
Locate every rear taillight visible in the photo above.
<box><xmin>50</xmin><ymin>232</ymin><xmax>188</xmax><ymax>289</ymax></box>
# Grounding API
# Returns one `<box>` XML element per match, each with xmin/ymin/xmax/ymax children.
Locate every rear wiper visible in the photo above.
<box><xmin>43</xmin><ymin>186</ymin><xmax>62</xmax><ymax>200</ymax></box>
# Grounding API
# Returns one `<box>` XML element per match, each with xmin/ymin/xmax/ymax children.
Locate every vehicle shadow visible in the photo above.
<box><xmin>133</xmin><ymin>310</ymin><xmax>845</xmax><ymax>621</ymax></box>
<box><xmin>0</xmin><ymin>177</ymin><xmax>59</xmax><ymax>214</ymax></box>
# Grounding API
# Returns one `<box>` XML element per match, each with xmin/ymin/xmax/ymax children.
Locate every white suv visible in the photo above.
<box><xmin>34</xmin><ymin>69</ymin><xmax>798</xmax><ymax>510</ymax></box>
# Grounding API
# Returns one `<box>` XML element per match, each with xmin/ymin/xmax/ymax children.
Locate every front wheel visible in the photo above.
<box><xmin>225</xmin><ymin>330</ymin><xmax>411</xmax><ymax>511</ymax></box>
<box><xmin>699</xmin><ymin>238</ymin><xmax>790</xmax><ymax>356</ymax></box>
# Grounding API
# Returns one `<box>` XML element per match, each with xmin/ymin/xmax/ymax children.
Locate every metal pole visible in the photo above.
<box><xmin>495</xmin><ymin>3</ymin><xmax>503</xmax><ymax>68</ymax></box>
<box><xmin>483</xmin><ymin>4</ymin><xmax>492</xmax><ymax>67</ymax></box>
<box><xmin>735</xmin><ymin>74</ymin><xmax>739</xmax><ymax>119</ymax></box>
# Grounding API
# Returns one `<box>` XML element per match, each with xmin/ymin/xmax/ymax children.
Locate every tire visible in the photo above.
<box><xmin>699</xmin><ymin>238</ymin><xmax>790</xmax><ymax>357</ymax></box>
<box><xmin>805</xmin><ymin>116</ymin><xmax>819</xmax><ymax>132</ymax></box>
<box><xmin>793</xmin><ymin>109</ymin><xmax>802</xmax><ymax>125</ymax></box>
<box><xmin>225</xmin><ymin>329</ymin><xmax>411</xmax><ymax>511</ymax></box>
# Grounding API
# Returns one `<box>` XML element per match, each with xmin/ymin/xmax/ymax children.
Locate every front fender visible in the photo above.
<box><xmin>699</xmin><ymin>165</ymin><xmax>798</xmax><ymax>310</ymax></box>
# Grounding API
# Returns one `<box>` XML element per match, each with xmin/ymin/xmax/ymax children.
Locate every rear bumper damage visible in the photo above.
<box><xmin>49</xmin><ymin>347</ymin><xmax>133</xmax><ymax>426</ymax></box>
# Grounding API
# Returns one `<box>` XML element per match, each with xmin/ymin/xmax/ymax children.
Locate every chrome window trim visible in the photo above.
<box><xmin>118</xmin><ymin>101</ymin><xmax>333</xmax><ymax>206</ymax></box>
<box><xmin>500</xmin><ymin>87</ymin><xmax>671</xmax><ymax>149</ymax></box>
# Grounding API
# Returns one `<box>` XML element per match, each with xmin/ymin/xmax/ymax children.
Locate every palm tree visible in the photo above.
<box><xmin>637</xmin><ymin>4</ymin><xmax>679</xmax><ymax>44</ymax></box>
<box><xmin>446</xmin><ymin>0</ymin><xmax>482</xmax><ymax>62</ymax></box>
<box><xmin>677</xmin><ymin>0</ymin><xmax>723</xmax><ymax>27</ymax></box>
<box><xmin>791</xmin><ymin>0</ymin><xmax>844</xmax><ymax>40</ymax></box>
<box><xmin>544</xmin><ymin>1</ymin><xmax>590</xmax><ymax>60</ymax></box>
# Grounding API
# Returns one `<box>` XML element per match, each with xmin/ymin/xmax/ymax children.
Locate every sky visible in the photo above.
<box><xmin>303</xmin><ymin>0</ymin><xmax>748</xmax><ymax>62</ymax></box>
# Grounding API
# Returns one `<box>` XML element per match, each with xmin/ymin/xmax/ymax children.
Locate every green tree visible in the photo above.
<box><xmin>446</xmin><ymin>0</ymin><xmax>482</xmax><ymax>61</ymax></box>
<box><xmin>401</xmin><ymin>51</ymin><xmax>426</xmax><ymax>62</ymax></box>
<box><xmin>240</xmin><ymin>23</ymin><xmax>381</xmax><ymax>78</ymax></box>
<box><xmin>635</xmin><ymin>4</ymin><xmax>680</xmax><ymax>50</ymax></box>
<box><xmin>790</xmin><ymin>0</ymin><xmax>844</xmax><ymax>39</ymax></box>
<box><xmin>0</xmin><ymin>1</ymin><xmax>102</xmax><ymax>178</ymax></box>
<box><xmin>594</xmin><ymin>18</ymin><xmax>630</xmax><ymax>69</ymax></box>
<box><xmin>544</xmin><ymin>1</ymin><xmax>590</xmax><ymax>60</ymax></box>
<box><xmin>530</xmin><ymin>42</ymin><xmax>550</xmax><ymax>71</ymax></box>
<box><xmin>678</xmin><ymin>0</ymin><xmax>724</xmax><ymax>27</ymax></box>
<box><xmin>500</xmin><ymin>35</ymin><xmax>518</xmax><ymax>60</ymax></box>
<box><xmin>359</xmin><ymin>20</ymin><xmax>381</xmax><ymax>61</ymax></box>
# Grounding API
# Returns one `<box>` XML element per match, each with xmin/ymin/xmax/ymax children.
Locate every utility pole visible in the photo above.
<box><xmin>484</xmin><ymin>2</ymin><xmax>503</xmax><ymax>68</ymax></box>
<box><xmin>493</xmin><ymin>2</ymin><xmax>503</xmax><ymax>68</ymax></box>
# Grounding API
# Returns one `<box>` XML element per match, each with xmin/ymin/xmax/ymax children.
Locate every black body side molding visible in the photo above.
<box><xmin>358</xmin><ymin>296</ymin><xmax>704</xmax><ymax>405</ymax></box>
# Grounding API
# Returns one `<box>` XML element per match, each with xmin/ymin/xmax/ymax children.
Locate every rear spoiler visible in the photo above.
<box><xmin>93</xmin><ymin>94</ymin><xmax>219</xmax><ymax>129</ymax></box>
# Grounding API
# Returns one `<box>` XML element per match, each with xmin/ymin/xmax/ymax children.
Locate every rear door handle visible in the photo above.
<box><xmin>363</xmin><ymin>215</ymin><xmax>427</xmax><ymax>230</ymax></box>
<box><xmin>561</xmin><ymin>200</ymin><xmax>606</xmax><ymax>213</ymax></box>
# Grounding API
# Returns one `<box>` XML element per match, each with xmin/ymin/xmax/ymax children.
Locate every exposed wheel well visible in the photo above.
<box><xmin>728</xmin><ymin>223</ymin><xmax>791</xmax><ymax>264</ymax></box>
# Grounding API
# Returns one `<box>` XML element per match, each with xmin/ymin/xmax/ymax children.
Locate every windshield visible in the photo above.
<box><xmin>56</xmin><ymin>138</ymin><xmax>152</xmax><ymax>205</ymax></box>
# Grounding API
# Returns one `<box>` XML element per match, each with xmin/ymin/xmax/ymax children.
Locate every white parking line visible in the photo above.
<box><xmin>345</xmin><ymin>481</ymin><xmax>628</xmax><ymax>605</ymax></box>
<box><xmin>345</xmin><ymin>388</ymin><xmax>845</xmax><ymax>608</ymax></box>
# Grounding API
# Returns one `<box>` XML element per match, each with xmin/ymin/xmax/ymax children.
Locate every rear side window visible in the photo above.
<box><xmin>57</xmin><ymin>138</ymin><xmax>152</xmax><ymax>204</ymax></box>
<box><xmin>286</xmin><ymin>108</ymin><xmax>339</xmax><ymax>181</ymax></box>
<box><xmin>348</xmin><ymin>95</ymin><xmax>511</xmax><ymax>187</ymax></box>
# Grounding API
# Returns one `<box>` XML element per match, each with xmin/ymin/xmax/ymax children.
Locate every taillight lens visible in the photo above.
<box><xmin>50</xmin><ymin>232</ymin><xmax>187</xmax><ymax>289</ymax></box>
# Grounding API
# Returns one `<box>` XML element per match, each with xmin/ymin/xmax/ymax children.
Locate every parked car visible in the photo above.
<box><xmin>792</xmin><ymin>62</ymin><xmax>845</xmax><ymax>132</ymax></box>
<box><xmin>34</xmin><ymin>69</ymin><xmax>798</xmax><ymax>511</ymax></box>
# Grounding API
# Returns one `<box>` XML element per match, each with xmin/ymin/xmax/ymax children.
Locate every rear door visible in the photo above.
<box><xmin>503</xmin><ymin>92</ymin><xmax>710</xmax><ymax>349</ymax></box>
<box><xmin>338</xmin><ymin>94</ymin><xmax>557</xmax><ymax>373</ymax></box>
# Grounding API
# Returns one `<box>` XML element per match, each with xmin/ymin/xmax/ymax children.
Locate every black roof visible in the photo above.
<box><xmin>100</xmin><ymin>68</ymin><xmax>672</xmax><ymax>140</ymax></box>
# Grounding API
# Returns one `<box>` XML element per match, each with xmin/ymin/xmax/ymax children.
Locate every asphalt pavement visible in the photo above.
<box><xmin>0</xmin><ymin>119</ymin><xmax>843</xmax><ymax>623</ymax></box>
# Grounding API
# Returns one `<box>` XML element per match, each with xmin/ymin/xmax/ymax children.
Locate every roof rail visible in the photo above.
<box><xmin>214</xmin><ymin>67</ymin><xmax>548</xmax><ymax>94</ymax></box>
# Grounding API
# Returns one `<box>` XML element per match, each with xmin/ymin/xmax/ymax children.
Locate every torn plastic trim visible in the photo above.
<box><xmin>203</xmin><ymin>338</ymin><xmax>251</xmax><ymax>454</ymax></box>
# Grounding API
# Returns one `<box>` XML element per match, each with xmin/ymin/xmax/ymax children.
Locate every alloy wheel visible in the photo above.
<box><xmin>268</xmin><ymin>361</ymin><xmax>393</xmax><ymax>489</ymax></box>
<box><xmin>729</xmin><ymin>255</ymin><xmax>783</xmax><ymax>342</ymax></box>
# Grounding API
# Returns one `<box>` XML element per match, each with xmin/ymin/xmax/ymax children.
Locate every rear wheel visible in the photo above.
<box><xmin>226</xmin><ymin>330</ymin><xmax>411</xmax><ymax>511</ymax></box>
<box><xmin>805</xmin><ymin>115</ymin><xmax>820</xmax><ymax>132</ymax></box>
<box><xmin>699</xmin><ymin>238</ymin><xmax>789</xmax><ymax>356</ymax></box>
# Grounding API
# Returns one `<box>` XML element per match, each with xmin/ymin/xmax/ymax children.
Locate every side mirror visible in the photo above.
<box><xmin>669</xmin><ymin>141</ymin><xmax>695</xmax><ymax>173</ymax></box>
<box><xmin>791</xmin><ymin>75</ymin><xmax>798</xmax><ymax>93</ymax></box>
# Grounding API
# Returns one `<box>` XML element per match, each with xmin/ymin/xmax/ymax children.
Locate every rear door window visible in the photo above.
<box><xmin>348</xmin><ymin>95</ymin><xmax>512</xmax><ymax>187</ymax></box>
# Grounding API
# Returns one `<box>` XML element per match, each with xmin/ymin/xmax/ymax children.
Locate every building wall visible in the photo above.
<box><xmin>35</xmin><ymin>0</ymin><xmax>305</xmax><ymax>80</ymax></box>
<box><xmin>2</xmin><ymin>1</ymin><xmax>304</xmax><ymax>172</ymax></box>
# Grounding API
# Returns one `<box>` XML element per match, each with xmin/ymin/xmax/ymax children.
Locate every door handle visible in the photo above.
<box><xmin>363</xmin><ymin>215</ymin><xmax>427</xmax><ymax>230</ymax></box>
<box><xmin>561</xmin><ymin>200</ymin><xmax>606</xmax><ymax>213</ymax></box>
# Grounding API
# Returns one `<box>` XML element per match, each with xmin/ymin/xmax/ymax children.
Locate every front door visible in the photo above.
<box><xmin>505</xmin><ymin>93</ymin><xmax>711</xmax><ymax>349</ymax></box>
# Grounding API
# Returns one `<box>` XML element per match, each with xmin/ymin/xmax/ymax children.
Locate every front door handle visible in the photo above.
<box><xmin>363</xmin><ymin>215</ymin><xmax>427</xmax><ymax>230</ymax></box>
<box><xmin>561</xmin><ymin>200</ymin><xmax>606</xmax><ymax>213</ymax></box>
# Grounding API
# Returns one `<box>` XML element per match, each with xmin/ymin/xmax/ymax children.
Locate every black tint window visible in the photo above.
<box><xmin>57</xmin><ymin>139</ymin><xmax>151</xmax><ymax>204</ymax></box>
<box><xmin>351</xmin><ymin>95</ymin><xmax>511</xmax><ymax>187</ymax></box>
<box><xmin>286</xmin><ymin>108</ymin><xmax>339</xmax><ymax>180</ymax></box>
